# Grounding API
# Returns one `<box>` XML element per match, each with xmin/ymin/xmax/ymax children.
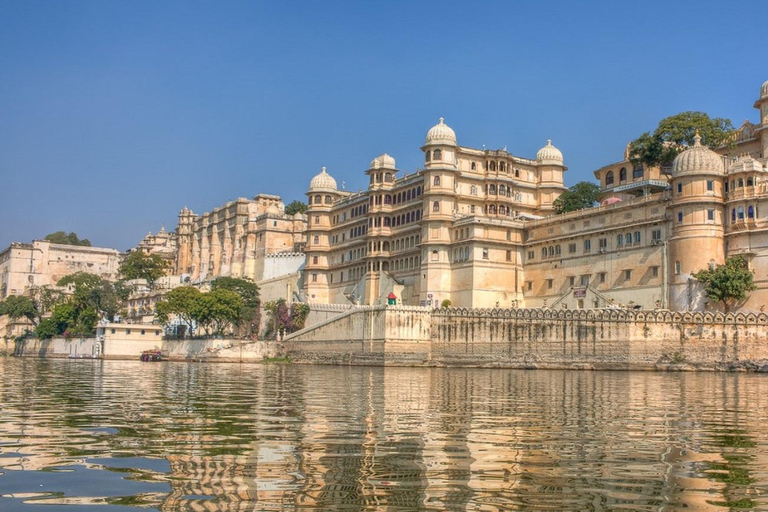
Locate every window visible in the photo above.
<box><xmin>568</xmin><ymin>243</ymin><xmax>576</xmax><ymax>253</ymax></box>
<box><xmin>652</xmin><ymin>229</ymin><xmax>662</xmax><ymax>241</ymax></box>
<box><xmin>547</xmin><ymin>279</ymin><xmax>553</xmax><ymax>289</ymax></box>
<box><xmin>313</xmin><ymin>236</ymin><xmax>319</xmax><ymax>244</ymax></box>
<box><xmin>633</xmin><ymin>165</ymin><xmax>644</xmax><ymax>179</ymax></box>
<box><xmin>617</xmin><ymin>234</ymin><xmax>623</xmax><ymax>246</ymax></box>
<box><xmin>599</xmin><ymin>238</ymin><xmax>607</xmax><ymax>249</ymax></box>
<box><xmin>528</xmin><ymin>250</ymin><xmax>535</xmax><ymax>260</ymax></box>
<box><xmin>434</xmin><ymin>176</ymin><xmax>441</xmax><ymax>186</ymax></box>
<box><xmin>584</xmin><ymin>239</ymin><xmax>591</xmax><ymax>253</ymax></box>
<box><xmin>633</xmin><ymin>231</ymin><xmax>640</xmax><ymax>244</ymax></box>
<box><xmin>542</xmin><ymin>248</ymin><xmax>548</xmax><ymax>258</ymax></box>
<box><xmin>432</xmin><ymin>201</ymin><xmax>440</xmax><ymax>212</ymax></box>
<box><xmin>141</xmin><ymin>330</ymin><xmax>146</xmax><ymax>335</ymax></box>
<box><xmin>707</xmin><ymin>180</ymin><xmax>714</xmax><ymax>191</ymax></box>
<box><xmin>110</xmin><ymin>329</ymin><xmax>116</xmax><ymax>334</ymax></box>
<box><xmin>433</xmin><ymin>149</ymin><xmax>442</xmax><ymax>160</ymax></box>
<box><xmin>677</xmin><ymin>212</ymin><xmax>683</xmax><ymax>223</ymax></box>
<box><xmin>425</xmin><ymin>150</ymin><xmax>431</xmax><ymax>162</ymax></box>
<box><xmin>625</xmin><ymin>269</ymin><xmax>632</xmax><ymax>281</ymax></box>
<box><xmin>737</xmin><ymin>206</ymin><xmax>744</xmax><ymax>220</ymax></box>
<box><xmin>527</xmin><ymin>281</ymin><xmax>533</xmax><ymax>291</ymax></box>
<box><xmin>569</xmin><ymin>276</ymin><xmax>575</xmax><ymax>286</ymax></box>
<box><xmin>482</xmin><ymin>248</ymin><xmax>489</xmax><ymax>259</ymax></box>
<box><xmin>126</xmin><ymin>329</ymin><xmax>131</xmax><ymax>335</ymax></box>
<box><xmin>471</xmin><ymin>162</ymin><xmax>476</xmax><ymax>170</ymax></box>
<box><xmin>675</xmin><ymin>261</ymin><xmax>681</xmax><ymax>275</ymax></box>
<box><xmin>506</xmin><ymin>250</ymin><xmax>512</xmax><ymax>261</ymax></box>
<box><xmin>471</xmin><ymin>185</ymin><xmax>478</xmax><ymax>195</ymax></box>
<box><xmin>599</xmin><ymin>272</ymin><xmax>606</xmax><ymax>283</ymax></box>
<box><xmin>580</xmin><ymin>275</ymin><xmax>590</xmax><ymax>286</ymax></box>
<box><xmin>506</xmin><ymin>230</ymin><xmax>511</xmax><ymax>241</ymax></box>
<box><xmin>619</xmin><ymin>167</ymin><xmax>627</xmax><ymax>181</ymax></box>
<box><xmin>606</xmin><ymin>171</ymin><xmax>614</xmax><ymax>185</ymax></box>
<box><xmin>677</xmin><ymin>182</ymin><xmax>683</xmax><ymax>194</ymax></box>
<box><xmin>748</xmin><ymin>205</ymin><xmax>755</xmax><ymax>219</ymax></box>
<box><xmin>312</xmin><ymin>273</ymin><xmax>318</xmax><ymax>282</ymax></box>
<box><xmin>652</xmin><ymin>266</ymin><xmax>659</xmax><ymax>277</ymax></box>
<box><xmin>707</xmin><ymin>209</ymin><xmax>715</xmax><ymax>221</ymax></box>
<box><xmin>555</xmin><ymin>245</ymin><xmax>561</xmax><ymax>256</ymax></box>
<box><xmin>312</xmin><ymin>256</ymin><xmax>318</xmax><ymax>264</ymax></box>
<box><xmin>470</xmin><ymin>205</ymin><xmax>476</xmax><ymax>213</ymax></box>
<box><xmin>431</xmin><ymin>250</ymin><xmax>439</xmax><ymax>261</ymax></box>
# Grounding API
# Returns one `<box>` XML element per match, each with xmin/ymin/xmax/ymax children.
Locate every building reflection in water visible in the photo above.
<box><xmin>0</xmin><ymin>360</ymin><xmax>767</xmax><ymax>511</ymax></box>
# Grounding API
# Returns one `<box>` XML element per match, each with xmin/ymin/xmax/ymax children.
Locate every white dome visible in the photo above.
<box><xmin>536</xmin><ymin>139</ymin><xmax>564</xmax><ymax>165</ymax></box>
<box><xmin>370</xmin><ymin>153</ymin><xmax>396</xmax><ymax>169</ymax></box>
<box><xmin>309</xmin><ymin>166</ymin><xmax>337</xmax><ymax>191</ymax></box>
<box><xmin>762</xmin><ymin>79</ymin><xmax>768</xmax><ymax>98</ymax></box>
<box><xmin>728</xmin><ymin>155</ymin><xmax>764</xmax><ymax>175</ymax></box>
<box><xmin>672</xmin><ymin>133</ymin><xmax>724</xmax><ymax>177</ymax></box>
<box><xmin>425</xmin><ymin>117</ymin><xmax>457</xmax><ymax>146</ymax></box>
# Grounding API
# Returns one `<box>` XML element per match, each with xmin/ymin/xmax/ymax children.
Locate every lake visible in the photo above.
<box><xmin>1</xmin><ymin>358</ymin><xmax>767</xmax><ymax>510</ymax></box>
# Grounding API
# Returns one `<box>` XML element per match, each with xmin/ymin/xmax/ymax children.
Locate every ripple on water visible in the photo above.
<box><xmin>1</xmin><ymin>360</ymin><xmax>768</xmax><ymax>510</ymax></box>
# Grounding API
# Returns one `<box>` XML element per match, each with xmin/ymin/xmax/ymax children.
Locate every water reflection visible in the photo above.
<box><xmin>1</xmin><ymin>359</ymin><xmax>767</xmax><ymax>510</ymax></box>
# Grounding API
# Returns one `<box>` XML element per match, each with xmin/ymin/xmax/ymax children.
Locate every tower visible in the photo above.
<box><xmin>755</xmin><ymin>80</ymin><xmax>768</xmax><ymax>157</ymax></box>
<box><xmin>304</xmin><ymin>167</ymin><xmax>339</xmax><ymax>303</ymax></box>
<box><xmin>175</xmin><ymin>206</ymin><xmax>196</xmax><ymax>276</ymax></box>
<box><xmin>535</xmin><ymin>139</ymin><xmax>568</xmax><ymax>213</ymax></box>
<box><xmin>364</xmin><ymin>153</ymin><xmax>397</xmax><ymax>304</ymax></box>
<box><xmin>667</xmin><ymin>133</ymin><xmax>725</xmax><ymax>311</ymax></box>
<box><xmin>420</xmin><ymin>117</ymin><xmax>458</xmax><ymax>306</ymax></box>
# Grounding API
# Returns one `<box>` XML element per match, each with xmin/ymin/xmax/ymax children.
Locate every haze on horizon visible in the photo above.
<box><xmin>0</xmin><ymin>0</ymin><xmax>765</xmax><ymax>251</ymax></box>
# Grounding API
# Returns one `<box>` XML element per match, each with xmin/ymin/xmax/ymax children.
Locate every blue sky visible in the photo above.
<box><xmin>0</xmin><ymin>0</ymin><xmax>765</xmax><ymax>250</ymax></box>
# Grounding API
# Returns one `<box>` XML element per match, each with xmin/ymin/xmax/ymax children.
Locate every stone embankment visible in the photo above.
<box><xmin>2</xmin><ymin>336</ymin><xmax>281</xmax><ymax>363</ymax></box>
<box><xmin>283</xmin><ymin>306</ymin><xmax>768</xmax><ymax>372</ymax></box>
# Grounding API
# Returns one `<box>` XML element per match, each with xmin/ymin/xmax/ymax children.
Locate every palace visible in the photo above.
<box><xmin>304</xmin><ymin>79</ymin><xmax>768</xmax><ymax>312</ymax></box>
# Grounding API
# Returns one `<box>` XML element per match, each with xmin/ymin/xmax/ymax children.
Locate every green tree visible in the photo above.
<box><xmin>154</xmin><ymin>286</ymin><xmax>201</xmax><ymax>333</ymax></box>
<box><xmin>0</xmin><ymin>295</ymin><xmax>39</xmax><ymax>326</ymax></box>
<box><xmin>692</xmin><ymin>255</ymin><xmax>756</xmax><ymax>313</ymax></box>
<box><xmin>284</xmin><ymin>200</ymin><xmax>308</xmax><ymax>216</ymax></box>
<box><xmin>553</xmin><ymin>182</ymin><xmax>601</xmax><ymax>214</ymax></box>
<box><xmin>119</xmin><ymin>251</ymin><xmax>171</xmax><ymax>286</ymax></box>
<box><xmin>31</xmin><ymin>286</ymin><xmax>66</xmax><ymax>323</ymax></box>
<box><xmin>628</xmin><ymin>111</ymin><xmax>734</xmax><ymax>167</ymax></box>
<box><xmin>58</xmin><ymin>272</ymin><xmax>123</xmax><ymax>322</ymax></box>
<box><xmin>190</xmin><ymin>289</ymin><xmax>243</xmax><ymax>335</ymax></box>
<box><xmin>44</xmin><ymin>231</ymin><xmax>92</xmax><ymax>246</ymax></box>
<box><xmin>211</xmin><ymin>277</ymin><xmax>260</xmax><ymax>336</ymax></box>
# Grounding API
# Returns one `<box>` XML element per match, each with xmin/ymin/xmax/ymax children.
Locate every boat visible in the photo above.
<box><xmin>140</xmin><ymin>350</ymin><xmax>163</xmax><ymax>362</ymax></box>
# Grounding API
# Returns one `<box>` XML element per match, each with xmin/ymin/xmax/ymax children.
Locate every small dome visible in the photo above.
<box><xmin>672</xmin><ymin>132</ymin><xmax>724</xmax><ymax>177</ymax></box>
<box><xmin>536</xmin><ymin>139</ymin><xmax>564</xmax><ymax>165</ymax></box>
<box><xmin>762</xmin><ymin>79</ymin><xmax>768</xmax><ymax>98</ymax></box>
<box><xmin>265</xmin><ymin>204</ymin><xmax>281</xmax><ymax>216</ymax></box>
<box><xmin>309</xmin><ymin>166</ymin><xmax>337</xmax><ymax>191</ymax></box>
<box><xmin>728</xmin><ymin>155</ymin><xmax>764</xmax><ymax>175</ymax></box>
<box><xmin>425</xmin><ymin>117</ymin><xmax>457</xmax><ymax>146</ymax></box>
<box><xmin>370</xmin><ymin>153</ymin><xmax>396</xmax><ymax>169</ymax></box>
<box><xmin>293</xmin><ymin>212</ymin><xmax>306</xmax><ymax>220</ymax></box>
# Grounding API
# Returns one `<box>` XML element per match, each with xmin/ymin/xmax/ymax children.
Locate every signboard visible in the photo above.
<box><xmin>573</xmin><ymin>288</ymin><xmax>587</xmax><ymax>298</ymax></box>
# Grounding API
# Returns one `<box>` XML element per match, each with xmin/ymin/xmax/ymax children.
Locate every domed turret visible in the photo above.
<box><xmin>309</xmin><ymin>166</ymin><xmax>338</xmax><ymax>192</ymax></box>
<box><xmin>672</xmin><ymin>133</ymin><xmax>724</xmax><ymax>177</ymax></box>
<box><xmin>761</xmin><ymin>79</ymin><xmax>768</xmax><ymax>98</ymax></box>
<box><xmin>265</xmin><ymin>204</ymin><xmax>281</xmax><ymax>216</ymax></box>
<box><xmin>425</xmin><ymin>117</ymin><xmax>457</xmax><ymax>146</ymax></box>
<box><xmin>370</xmin><ymin>153</ymin><xmax>396</xmax><ymax>170</ymax></box>
<box><xmin>536</xmin><ymin>139</ymin><xmax>564</xmax><ymax>165</ymax></box>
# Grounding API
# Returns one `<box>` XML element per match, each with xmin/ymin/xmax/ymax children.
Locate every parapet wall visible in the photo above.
<box><xmin>284</xmin><ymin>307</ymin><xmax>768</xmax><ymax>371</ymax></box>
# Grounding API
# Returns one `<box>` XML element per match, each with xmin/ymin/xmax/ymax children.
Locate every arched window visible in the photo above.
<box><xmin>416</xmin><ymin>186</ymin><xmax>421</xmax><ymax>196</ymax></box>
<box><xmin>626</xmin><ymin>232</ymin><xmax>632</xmax><ymax>243</ymax></box>
<box><xmin>634</xmin><ymin>231</ymin><xmax>641</xmax><ymax>243</ymax></box>
<box><xmin>747</xmin><ymin>178</ymin><xmax>754</xmax><ymax>187</ymax></box>
<box><xmin>490</xmin><ymin>184</ymin><xmax>497</xmax><ymax>195</ymax></box>
<box><xmin>325</xmin><ymin>195</ymin><xmax>332</xmax><ymax>204</ymax></box>
<box><xmin>541</xmin><ymin>248</ymin><xmax>547</xmax><ymax>258</ymax></box>
<box><xmin>433</xmin><ymin>201</ymin><xmax>440</xmax><ymax>212</ymax></box>
<box><xmin>606</xmin><ymin>171</ymin><xmax>614</xmax><ymax>185</ymax></box>
<box><xmin>471</xmin><ymin>162</ymin><xmax>476</xmax><ymax>170</ymax></box>
<box><xmin>376</xmin><ymin>173</ymin><xmax>382</xmax><ymax>183</ymax></box>
<box><xmin>732</xmin><ymin>209</ymin><xmax>736</xmax><ymax>223</ymax></box>
<box><xmin>385</xmin><ymin>173</ymin><xmax>393</xmax><ymax>182</ymax></box>
<box><xmin>433</xmin><ymin>149</ymin><xmax>442</xmax><ymax>160</ymax></box>
<box><xmin>384</xmin><ymin>195</ymin><xmax>391</xmax><ymax>204</ymax></box>
<box><xmin>515</xmin><ymin>169</ymin><xmax>520</xmax><ymax>178</ymax></box>
<box><xmin>619</xmin><ymin>167</ymin><xmax>627</xmax><ymax>181</ymax></box>
<box><xmin>489</xmin><ymin>205</ymin><xmax>496</xmax><ymax>214</ymax></box>
<box><xmin>489</xmin><ymin>162</ymin><xmax>496</xmax><ymax>171</ymax></box>
<box><xmin>314</xmin><ymin>194</ymin><xmax>321</xmax><ymax>204</ymax></box>
<box><xmin>406</xmin><ymin>190</ymin><xmax>411</xmax><ymax>201</ymax></box>
<box><xmin>748</xmin><ymin>205</ymin><xmax>755</xmax><ymax>218</ymax></box>
<box><xmin>737</xmin><ymin>206</ymin><xmax>744</xmax><ymax>219</ymax></box>
<box><xmin>499</xmin><ymin>185</ymin><xmax>506</xmax><ymax>195</ymax></box>
<box><xmin>313</xmin><ymin>236</ymin><xmax>319</xmax><ymax>244</ymax></box>
<box><xmin>434</xmin><ymin>176</ymin><xmax>441</xmax><ymax>186</ymax></box>
<box><xmin>738</xmin><ymin>178</ymin><xmax>744</xmax><ymax>188</ymax></box>
<box><xmin>307</xmin><ymin>196</ymin><xmax>313</xmax><ymax>205</ymax></box>
<box><xmin>384</xmin><ymin>217</ymin><xmax>391</xmax><ymax>227</ymax></box>
<box><xmin>471</xmin><ymin>185</ymin><xmax>477</xmax><ymax>195</ymax></box>
<box><xmin>548</xmin><ymin>246</ymin><xmax>554</xmax><ymax>256</ymax></box>
<box><xmin>425</xmin><ymin>150</ymin><xmax>431</xmax><ymax>162</ymax></box>
<box><xmin>499</xmin><ymin>205</ymin><xmax>506</xmax><ymax>215</ymax></box>
<box><xmin>555</xmin><ymin>245</ymin><xmax>561</xmax><ymax>255</ymax></box>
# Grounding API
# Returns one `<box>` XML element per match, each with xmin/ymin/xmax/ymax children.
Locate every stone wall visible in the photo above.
<box><xmin>284</xmin><ymin>306</ymin><xmax>768</xmax><ymax>371</ymax></box>
<box><xmin>4</xmin><ymin>336</ymin><xmax>280</xmax><ymax>363</ymax></box>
